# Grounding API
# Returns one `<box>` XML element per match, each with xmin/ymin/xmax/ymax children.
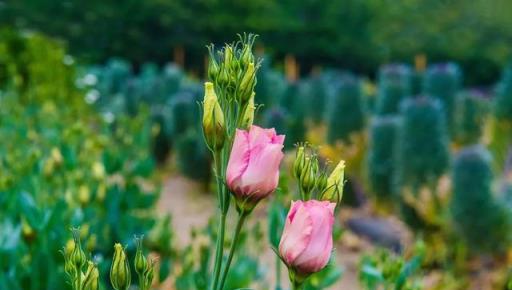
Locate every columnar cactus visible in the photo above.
<box><xmin>305</xmin><ymin>75</ymin><xmax>329</xmax><ymax>124</ymax></box>
<box><xmin>367</xmin><ymin>116</ymin><xmax>401</xmax><ymax>204</ymax></box>
<box><xmin>455</xmin><ymin>90</ymin><xmax>490</xmax><ymax>145</ymax></box>
<box><xmin>280</xmin><ymin>83</ymin><xmax>306</xmax><ymax>148</ymax></box>
<box><xmin>326</xmin><ymin>73</ymin><xmax>365</xmax><ymax>144</ymax></box>
<box><xmin>423</xmin><ymin>62</ymin><xmax>462</xmax><ymax>135</ymax></box>
<box><xmin>396</xmin><ymin>96</ymin><xmax>450</xmax><ymax>188</ymax></box>
<box><xmin>375</xmin><ymin>64</ymin><xmax>412</xmax><ymax>115</ymax></box>
<box><xmin>450</xmin><ymin>146</ymin><xmax>509</xmax><ymax>253</ymax></box>
<box><xmin>494</xmin><ymin>62</ymin><xmax>512</xmax><ymax>122</ymax></box>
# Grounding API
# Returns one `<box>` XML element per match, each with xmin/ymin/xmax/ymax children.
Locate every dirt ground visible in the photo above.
<box><xmin>157</xmin><ymin>175</ymin><xmax>376</xmax><ymax>290</ymax></box>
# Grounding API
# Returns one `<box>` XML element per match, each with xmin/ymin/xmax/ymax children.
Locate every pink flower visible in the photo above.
<box><xmin>226</xmin><ymin>125</ymin><xmax>285</xmax><ymax>208</ymax></box>
<box><xmin>278</xmin><ymin>200</ymin><xmax>336</xmax><ymax>275</ymax></box>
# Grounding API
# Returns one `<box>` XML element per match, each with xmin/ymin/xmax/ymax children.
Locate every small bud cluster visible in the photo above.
<box><xmin>202</xmin><ymin>34</ymin><xmax>261</xmax><ymax>153</ymax></box>
<box><xmin>62</xmin><ymin>230</ymin><xmax>155</xmax><ymax>290</ymax></box>
<box><xmin>62</xmin><ymin>229</ymin><xmax>99</xmax><ymax>290</ymax></box>
<box><xmin>293</xmin><ymin>144</ymin><xmax>345</xmax><ymax>204</ymax></box>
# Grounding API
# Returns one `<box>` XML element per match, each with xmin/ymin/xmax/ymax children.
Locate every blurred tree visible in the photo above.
<box><xmin>1</xmin><ymin>0</ymin><xmax>512</xmax><ymax>83</ymax></box>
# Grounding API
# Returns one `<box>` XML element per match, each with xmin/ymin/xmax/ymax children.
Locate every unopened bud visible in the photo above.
<box><xmin>293</xmin><ymin>146</ymin><xmax>306</xmax><ymax>179</ymax></box>
<box><xmin>240</xmin><ymin>92</ymin><xmax>255</xmax><ymax>129</ymax></box>
<box><xmin>71</xmin><ymin>231</ymin><xmax>87</xmax><ymax>270</ymax></box>
<box><xmin>322</xmin><ymin>160</ymin><xmax>345</xmax><ymax>203</ymax></box>
<box><xmin>240</xmin><ymin>43</ymin><xmax>254</xmax><ymax>68</ymax></box>
<box><xmin>82</xmin><ymin>261</ymin><xmax>99</xmax><ymax>290</ymax></box>
<box><xmin>316</xmin><ymin>172</ymin><xmax>328</xmax><ymax>193</ymax></box>
<box><xmin>208</xmin><ymin>56</ymin><xmax>220</xmax><ymax>81</ymax></box>
<box><xmin>134</xmin><ymin>237</ymin><xmax>148</xmax><ymax>276</ymax></box>
<box><xmin>110</xmin><ymin>243</ymin><xmax>131</xmax><ymax>290</ymax></box>
<box><xmin>300</xmin><ymin>157</ymin><xmax>318</xmax><ymax>196</ymax></box>
<box><xmin>202</xmin><ymin>82</ymin><xmax>226</xmax><ymax>150</ymax></box>
<box><xmin>238</xmin><ymin>62</ymin><xmax>256</xmax><ymax>103</ymax></box>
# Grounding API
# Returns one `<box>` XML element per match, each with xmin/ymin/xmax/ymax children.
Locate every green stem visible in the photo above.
<box><xmin>211</xmin><ymin>150</ymin><xmax>227</xmax><ymax>290</ymax></box>
<box><xmin>275</xmin><ymin>255</ymin><xmax>282</xmax><ymax>290</ymax></box>
<box><xmin>211</xmin><ymin>213</ymin><xmax>227</xmax><ymax>290</ymax></box>
<box><xmin>217</xmin><ymin>212</ymin><xmax>248</xmax><ymax>290</ymax></box>
<box><xmin>292</xmin><ymin>280</ymin><xmax>304</xmax><ymax>290</ymax></box>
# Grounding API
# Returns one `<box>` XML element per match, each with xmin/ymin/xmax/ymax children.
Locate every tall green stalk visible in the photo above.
<box><xmin>217</xmin><ymin>212</ymin><xmax>248</xmax><ymax>290</ymax></box>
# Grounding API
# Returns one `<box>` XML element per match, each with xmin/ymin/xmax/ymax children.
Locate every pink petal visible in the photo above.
<box><xmin>279</xmin><ymin>202</ymin><xmax>313</xmax><ymax>265</ymax></box>
<box><xmin>226</xmin><ymin>129</ymin><xmax>250</xmax><ymax>186</ymax></box>
<box><xmin>238</xmin><ymin>143</ymin><xmax>284</xmax><ymax>197</ymax></box>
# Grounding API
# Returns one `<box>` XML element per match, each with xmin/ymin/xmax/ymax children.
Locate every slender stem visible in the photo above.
<box><xmin>275</xmin><ymin>255</ymin><xmax>282</xmax><ymax>290</ymax></box>
<box><xmin>211</xmin><ymin>213</ymin><xmax>227</xmax><ymax>290</ymax></box>
<box><xmin>292</xmin><ymin>280</ymin><xmax>304</xmax><ymax>290</ymax></box>
<box><xmin>217</xmin><ymin>212</ymin><xmax>248</xmax><ymax>290</ymax></box>
<box><xmin>211</xmin><ymin>151</ymin><xmax>227</xmax><ymax>290</ymax></box>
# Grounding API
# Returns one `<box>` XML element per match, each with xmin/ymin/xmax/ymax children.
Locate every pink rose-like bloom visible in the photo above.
<box><xmin>226</xmin><ymin>125</ymin><xmax>285</xmax><ymax>206</ymax></box>
<box><xmin>279</xmin><ymin>200</ymin><xmax>336</xmax><ymax>275</ymax></box>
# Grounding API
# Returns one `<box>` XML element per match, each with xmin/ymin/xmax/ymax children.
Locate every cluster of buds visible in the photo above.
<box><xmin>62</xmin><ymin>230</ymin><xmax>155</xmax><ymax>290</ymax></box>
<box><xmin>293</xmin><ymin>144</ymin><xmax>345</xmax><ymax>203</ymax></box>
<box><xmin>134</xmin><ymin>236</ymin><xmax>156</xmax><ymax>290</ymax></box>
<box><xmin>202</xmin><ymin>34</ymin><xmax>261</xmax><ymax>153</ymax></box>
<box><xmin>62</xmin><ymin>229</ymin><xmax>99</xmax><ymax>290</ymax></box>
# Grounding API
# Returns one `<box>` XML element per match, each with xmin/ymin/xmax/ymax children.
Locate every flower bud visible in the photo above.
<box><xmin>316</xmin><ymin>171</ymin><xmax>328</xmax><ymax>193</ymax></box>
<box><xmin>299</xmin><ymin>157</ymin><xmax>318</xmax><ymax>197</ymax></box>
<box><xmin>224</xmin><ymin>46</ymin><xmax>234</xmax><ymax>68</ymax></box>
<box><xmin>208</xmin><ymin>56</ymin><xmax>220</xmax><ymax>81</ymax></box>
<box><xmin>143</xmin><ymin>261</ymin><xmax>155</xmax><ymax>289</ymax></box>
<box><xmin>82</xmin><ymin>261</ymin><xmax>99</xmax><ymax>290</ymax></box>
<box><xmin>110</xmin><ymin>243</ymin><xmax>131</xmax><ymax>290</ymax></box>
<box><xmin>322</xmin><ymin>160</ymin><xmax>345</xmax><ymax>203</ymax></box>
<box><xmin>240</xmin><ymin>92</ymin><xmax>255</xmax><ymax>129</ymax></box>
<box><xmin>240</xmin><ymin>43</ymin><xmax>254</xmax><ymax>68</ymax></box>
<box><xmin>293</xmin><ymin>146</ymin><xmax>306</xmax><ymax>179</ymax></box>
<box><xmin>238</xmin><ymin>62</ymin><xmax>256</xmax><ymax>103</ymax></box>
<box><xmin>202</xmin><ymin>82</ymin><xmax>226</xmax><ymax>150</ymax></box>
<box><xmin>71</xmin><ymin>232</ymin><xmax>87</xmax><ymax>270</ymax></box>
<box><xmin>134</xmin><ymin>237</ymin><xmax>148</xmax><ymax>276</ymax></box>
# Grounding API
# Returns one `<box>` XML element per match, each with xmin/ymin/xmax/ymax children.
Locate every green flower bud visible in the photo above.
<box><xmin>134</xmin><ymin>237</ymin><xmax>148</xmax><ymax>276</ymax></box>
<box><xmin>322</xmin><ymin>160</ymin><xmax>345</xmax><ymax>203</ymax></box>
<box><xmin>224</xmin><ymin>46</ymin><xmax>234</xmax><ymax>68</ymax></box>
<box><xmin>202</xmin><ymin>82</ymin><xmax>226</xmax><ymax>150</ymax></box>
<box><xmin>238</xmin><ymin>62</ymin><xmax>256</xmax><ymax>103</ymax></box>
<box><xmin>82</xmin><ymin>261</ymin><xmax>99</xmax><ymax>290</ymax></box>
<box><xmin>299</xmin><ymin>157</ymin><xmax>318</xmax><ymax>197</ymax></box>
<box><xmin>241</xmin><ymin>43</ymin><xmax>254</xmax><ymax>68</ymax></box>
<box><xmin>208</xmin><ymin>57</ymin><xmax>219</xmax><ymax>82</ymax></box>
<box><xmin>143</xmin><ymin>261</ymin><xmax>155</xmax><ymax>289</ymax></box>
<box><xmin>293</xmin><ymin>145</ymin><xmax>306</xmax><ymax>179</ymax></box>
<box><xmin>316</xmin><ymin>171</ymin><xmax>328</xmax><ymax>193</ymax></box>
<box><xmin>110</xmin><ymin>243</ymin><xmax>131</xmax><ymax>290</ymax></box>
<box><xmin>71</xmin><ymin>232</ymin><xmax>86</xmax><ymax>270</ymax></box>
<box><xmin>240</xmin><ymin>92</ymin><xmax>256</xmax><ymax>129</ymax></box>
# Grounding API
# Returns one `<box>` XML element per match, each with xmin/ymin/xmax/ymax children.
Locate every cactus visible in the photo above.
<box><xmin>455</xmin><ymin>90</ymin><xmax>490</xmax><ymax>145</ymax></box>
<box><xmin>168</xmin><ymin>88</ymin><xmax>200</xmax><ymax>137</ymax></box>
<box><xmin>280</xmin><ymin>83</ymin><xmax>306</xmax><ymax>148</ymax></box>
<box><xmin>396</xmin><ymin>96</ymin><xmax>450</xmax><ymax>188</ymax></box>
<box><xmin>450</xmin><ymin>146</ymin><xmax>509</xmax><ymax>253</ymax></box>
<box><xmin>375</xmin><ymin>64</ymin><xmax>412</xmax><ymax>115</ymax></box>
<box><xmin>367</xmin><ymin>116</ymin><xmax>401</xmax><ymax>204</ymax></box>
<box><xmin>494</xmin><ymin>62</ymin><xmax>512</xmax><ymax>122</ymax></box>
<box><xmin>305</xmin><ymin>75</ymin><xmax>328</xmax><ymax>124</ymax></box>
<box><xmin>326</xmin><ymin>73</ymin><xmax>365</xmax><ymax>144</ymax></box>
<box><xmin>423</xmin><ymin>63</ymin><xmax>462</xmax><ymax>135</ymax></box>
<box><xmin>254</xmin><ymin>57</ymin><xmax>287</xmax><ymax>110</ymax></box>
<box><xmin>490</xmin><ymin>62</ymin><xmax>512</xmax><ymax>173</ymax></box>
<box><xmin>175</xmin><ymin>129</ymin><xmax>211</xmax><ymax>185</ymax></box>
<box><xmin>395</xmin><ymin>96</ymin><xmax>450</xmax><ymax>229</ymax></box>
<box><xmin>262</xmin><ymin>106</ymin><xmax>289</xmax><ymax>138</ymax></box>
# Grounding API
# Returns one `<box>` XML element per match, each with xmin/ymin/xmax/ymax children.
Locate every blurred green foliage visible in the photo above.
<box><xmin>2</xmin><ymin>0</ymin><xmax>512</xmax><ymax>83</ymax></box>
<box><xmin>0</xmin><ymin>29</ymin><xmax>171</xmax><ymax>290</ymax></box>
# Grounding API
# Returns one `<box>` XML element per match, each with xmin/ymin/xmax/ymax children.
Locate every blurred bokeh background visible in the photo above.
<box><xmin>1</xmin><ymin>1</ymin><xmax>512</xmax><ymax>289</ymax></box>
